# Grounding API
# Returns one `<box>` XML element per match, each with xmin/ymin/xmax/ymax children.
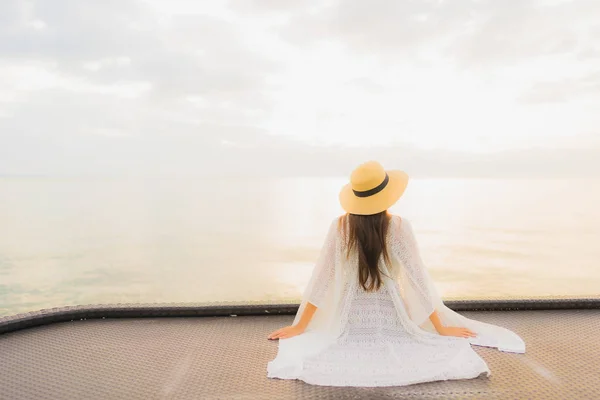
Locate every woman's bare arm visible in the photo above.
<box><xmin>296</xmin><ymin>302</ymin><xmax>317</xmax><ymax>330</ymax></box>
<box><xmin>429</xmin><ymin>310</ymin><xmax>477</xmax><ymax>338</ymax></box>
<box><xmin>429</xmin><ymin>310</ymin><xmax>444</xmax><ymax>331</ymax></box>
<box><xmin>268</xmin><ymin>302</ymin><xmax>317</xmax><ymax>340</ymax></box>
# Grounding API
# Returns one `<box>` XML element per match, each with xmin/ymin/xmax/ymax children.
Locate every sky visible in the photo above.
<box><xmin>0</xmin><ymin>0</ymin><xmax>599</xmax><ymax>178</ymax></box>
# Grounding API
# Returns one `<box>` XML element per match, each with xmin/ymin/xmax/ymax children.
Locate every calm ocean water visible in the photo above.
<box><xmin>1</xmin><ymin>177</ymin><xmax>599</xmax><ymax>316</ymax></box>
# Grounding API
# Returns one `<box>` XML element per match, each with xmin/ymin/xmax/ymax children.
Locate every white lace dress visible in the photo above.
<box><xmin>267</xmin><ymin>216</ymin><xmax>525</xmax><ymax>387</ymax></box>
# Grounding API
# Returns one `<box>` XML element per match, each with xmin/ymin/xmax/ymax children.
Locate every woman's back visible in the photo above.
<box><xmin>337</xmin><ymin>213</ymin><xmax>403</xmax><ymax>275</ymax></box>
<box><xmin>335</xmin><ymin>214</ymin><xmax>428</xmax><ymax>340</ymax></box>
<box><xmin>269</xmin><ymin>214</ymin><xmax>490</xmax><ymax>386</ymax></box>
<box><xmin>268</xmin><ymin>161</ymin><xmax>525</xmax><ymax>387</ymax></box>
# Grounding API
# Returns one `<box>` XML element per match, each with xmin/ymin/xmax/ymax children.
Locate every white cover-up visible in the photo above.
<box><xmin>267</xmin><ymin>215</ymin><xmax>525</xmax><ymax>387</ymax></box>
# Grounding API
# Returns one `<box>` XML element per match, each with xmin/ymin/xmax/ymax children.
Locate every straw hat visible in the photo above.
<box><xmin>339</xmin><ymin>161</ymin><xmax>409</xmax><ymax>215</ymax></box>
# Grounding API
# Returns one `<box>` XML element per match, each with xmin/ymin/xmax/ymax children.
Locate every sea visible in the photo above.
<box><xmin>1</xmin><ymin>176</ymin><xmax>599</xmax><ymax>316</ymax></box>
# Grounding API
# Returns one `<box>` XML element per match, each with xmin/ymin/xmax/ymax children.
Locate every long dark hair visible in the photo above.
<box><xmin>339</xmin><ymin>211</ymin><xmax>392</xmax><ymax>292</ymax></box>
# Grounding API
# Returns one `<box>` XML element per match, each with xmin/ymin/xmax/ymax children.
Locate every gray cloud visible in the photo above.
<box><xmin>0</xmin><ymin>0</ymin><xmax>284</xmax><ymax>170</ymax></box>
<box><xmin>344</xmin><ymin>77</ymin><xmax>386</xmax><ymax>94</ymax></box>
<box><xmin>520</xmin><ymin>71</ymin><xmax>600</xmax><ymax>103</ymax></box>
<box><xmin>266</xmin><ymin>0</ymin><xmax>475</xmax><ymax>60</ymax></box>
<box><xmin>449</xmin><ymin>0</ymin><xmax>596</xmax><ymax>67</ymax></box>
<box><xmin>0</xmin><ymin>0</ymin><xmax>280</xmax><ymax>104</ymax></box>
<box><xmin>0</xmin><ymin>0</ymin><xmax>149</xmax><ymax>60</ymax></box>
<box><xmin>228</xmin><ymin>0</ymin><xmax>317</xmax><ymax>14</ymax></box>
<box><xmin>234</xmin><ymin>0</ymin><xmax>600</xmax><ymax>107</ymax></box>
<box><xmin>1</xmin><ymin>0</ymin><xmax>599</xmax><ymax>179</ymax></box>
<box><xmin>242</xmin><ymin>0</ymin><xmax>600</xmax><ymax>67</ymax></box>
<box><xmin>2</xmin><ymin>130</ymin><xmax>599</xmax><ymax>178</ymax></box>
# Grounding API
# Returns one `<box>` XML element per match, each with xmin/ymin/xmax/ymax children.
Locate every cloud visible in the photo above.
<box><xmin>242</xmin><ymin>0</ymin><xmax>600</xmax><ymax>68</ymax></box>
<box><xmin>449</xmin><ymin>0</ymin><xmax>597</xmax><ymax>67</ymax></box>
<box><xmin>227</xmin><ymin>0</ymin><xmax>317</xmax><ymax>14</ymax></box>
<box><xmin>0</xmin><ymin>0</ymin><xmax>285</xmax><ymax>171</ymax></box>
<box><xmin>1</xmin><ymin>1</ymin><xmax>279</xmax><ymax>94</ymax></box>
<box><xmin>344</xmin><ymin>77</ymin><xmax>386</xmax><ymax>94</ymax></box>
<box><xmin>3</xmin><ymin>131</ymin><xmax>598</xmax><ymax>178</ymax></box>
<box><xmin>0</xmin><ymin>0</ymin><xmax>149</xmax><ymax>60</ymax></box>
<box><xmin>262</xmin><ymin>0</ymin><xmax>475</xmax><ymax>60</ymax></box>
<box><xmin>0</xmin><ymin>0</ymin><xmax>599</xmax><ymax>178</ymax></box>
<box><xmin>229</xmin><ymin>0</ymin><xmax>600</xmax><ymax>114</ymax></box>
<box><xmin>520</xmin><ymin>71</ymin><xmax>600</xmax><ymax>103</ymax></box>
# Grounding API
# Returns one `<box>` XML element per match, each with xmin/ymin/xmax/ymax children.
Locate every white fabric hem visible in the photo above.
<box><xmin>268</xmin><ymin>358</ymin><xmax>491</xmax><ymax>388</ymax></box>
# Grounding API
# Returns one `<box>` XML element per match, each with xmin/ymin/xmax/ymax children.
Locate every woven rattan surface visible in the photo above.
<box><xmin>1</xmin><ymin>310</ymin><xmax>599</xmax><ymax>399</ymax></box>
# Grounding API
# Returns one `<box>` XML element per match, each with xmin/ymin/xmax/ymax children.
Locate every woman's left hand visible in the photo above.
<box><xmin>268</xmin><ymin>325</ymin><xmax>305</xmax><ymax>340</ymax></box>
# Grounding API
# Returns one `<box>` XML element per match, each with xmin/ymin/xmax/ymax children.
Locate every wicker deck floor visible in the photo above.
<box><xmin>1</xmin><ymin>309</ymin><xmax>599</xmax><ymax>399</ymax></box>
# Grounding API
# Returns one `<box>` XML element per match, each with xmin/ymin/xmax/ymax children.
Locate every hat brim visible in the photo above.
<box><xmin>339</xmin><ymin>170</ymin><xmax>409</xmax><ymax>215</ymax></box>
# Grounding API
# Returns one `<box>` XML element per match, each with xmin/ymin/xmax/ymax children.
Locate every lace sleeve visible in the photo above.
<box><xmin>390</xmin><ymin>217</ymin><xmax>439</xmax><ymax>326</ymax></box>
<box><xmin>302</xmin><ymin>218</ymin><xmax>338</xmax><ymax>308</ymax></box>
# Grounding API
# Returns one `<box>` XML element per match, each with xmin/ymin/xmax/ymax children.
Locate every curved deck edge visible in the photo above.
<box><xmin>2</xmin><ymin>298</ymin><xmax>599</xmax><ymax>335</ymax></box>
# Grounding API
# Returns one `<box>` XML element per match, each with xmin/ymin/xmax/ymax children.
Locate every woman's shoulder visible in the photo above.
<box><xmin>330</xmin><ymin>215</ymin><xmax>346</xmax><ymax>232</ymax></box>
<box><xmin>389</xmin><ymin>213</ymin><xmax>409</xmax><ymax>225</ymax></box>
<box><xmin>389</xmin><ymin>214</ymin><xmax>414</xmax><ymax>235</ymax></box>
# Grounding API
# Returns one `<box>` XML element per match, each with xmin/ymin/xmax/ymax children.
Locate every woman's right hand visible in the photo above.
<box><xmin>437</xmin><ymin>326</ymin><xmax>477</xmax><ymax>338</ymax></box>
<box><xmin>268</xmin><ymin>324</ymin><xmax>305</xmax><ymax>340</ymax></box>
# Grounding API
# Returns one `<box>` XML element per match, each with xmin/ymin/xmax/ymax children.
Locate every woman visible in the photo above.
<box><xmin>267</xmin><ymin>161</ymin><xmax>525</xmax><ymax>387</ymax></box>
